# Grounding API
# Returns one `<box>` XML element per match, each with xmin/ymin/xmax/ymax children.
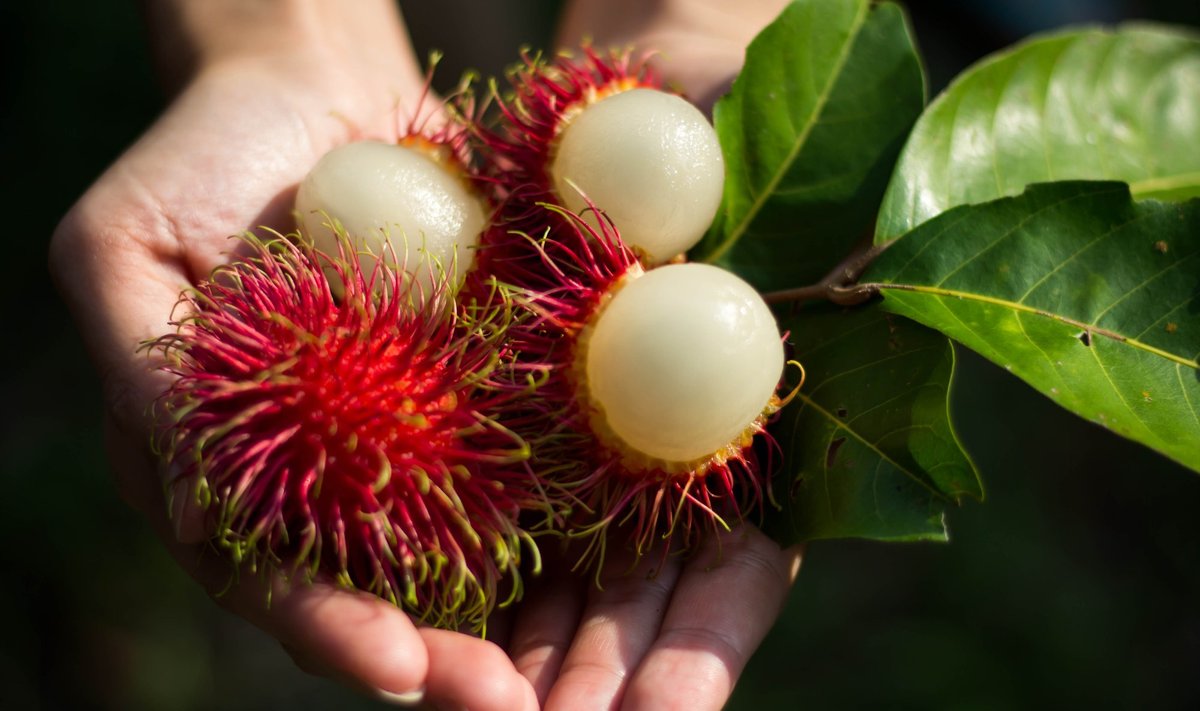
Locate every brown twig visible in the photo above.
<box><xmin>762</xmin><ymin>241</ymin><xmax>889</xmax><ymax>306</ymax></box>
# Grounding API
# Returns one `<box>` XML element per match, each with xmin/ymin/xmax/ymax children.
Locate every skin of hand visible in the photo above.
<box><xmin>523</xmin><ymin>4</ymin><xmax>804</xmax><ymax>708</ymax></box>
<box><xmin>556</xmin><ymin>0</ymin><xmax>792</xmax><ymax>112</ymax></box>
<box><xmin>48</xmin><ymin>0</ymin><xmax>800</xmax><ymax>709</ymax></box>
<box><xmin>51</xmin><ymin>2</ymin><xmax>537</xmax><ymax>709</ymax></box>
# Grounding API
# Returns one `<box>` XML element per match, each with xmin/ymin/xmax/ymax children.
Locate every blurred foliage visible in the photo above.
<box><xmin>2</xmin><ymin>0</ymin><xmax>1197</xmax><ymax>709</ymax></box>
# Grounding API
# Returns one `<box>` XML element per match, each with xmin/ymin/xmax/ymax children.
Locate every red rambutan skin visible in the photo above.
<box><xmin>477</xmin><ymin>46</ymin><xmax>658</xmax><ymax>203</ymax></box>
<box><xmin>464</xmin><ymin>46</ymin><xmax>660</xmax><ymax>285</ymax></box>
<box><xmin>478</xmin><ymin>207</ymin><xmax>775</xmax><ymax>572</ymax></box>
<box><xmin>150</xmin><ymin>237</ymin><xmax>547</xmax><ymax>632</ymax></box>
<box><xmin>396</xmin><ymin>66</ymin><xmax>481</xmax><ymax>182</ymax></box>
<box><xmin>451</xmin><ymin>47</ymin><xmax>774</xmax><ymax>571</ymax></box>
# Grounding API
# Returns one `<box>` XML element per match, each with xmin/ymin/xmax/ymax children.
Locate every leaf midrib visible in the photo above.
<box><xmin>705</xmin><ymin>0</ymin><xmax>871</xmax><ymax>263</ymax></box>
<box><xmin>1129</xmin><ymin>171</ymin><xmax>1200</xmax><ymax>196</ymax></box>
<box><xmin>869</xmin><ymin>282</ymin><xmax>1199</xmax><ymax>369</ymax></box>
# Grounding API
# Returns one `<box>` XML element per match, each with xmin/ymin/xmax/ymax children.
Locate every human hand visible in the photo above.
<box><xmin>493</xmin><ymin>3</ymin><xmax>803</xmax><ymax>710</ymax></box>
<box><xmin>49</xmin><ymin>1</ymin><xmax>537</xmax><ymax>708</ymax></box>
<box><xmin>556</xmin><ymin>0</ymin><xmax>791</xmax><ymax>112</ymax></box>
<box><xmin>500</xmin><ymin>526</ymin><xmax>801</xmax><ymax>711</ymax></box>
<box><xmin>50</xmin><ymin>0</ymin><xmax>798</xmax><ymax>707</ymax></box>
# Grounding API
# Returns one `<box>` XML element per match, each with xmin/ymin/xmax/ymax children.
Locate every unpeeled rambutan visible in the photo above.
<box><xmin>150</xmin><ymin>237</ymin><xmax>547</xmax><ymax>631</ymax></box>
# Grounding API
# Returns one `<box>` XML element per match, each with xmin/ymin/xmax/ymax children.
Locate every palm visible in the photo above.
<box><xmin>50</xmin><ymin>3</ymin><xmax>800</xmax><ymax>709</ymax></box>
<box><xmin>52</xmin><ymin>47</ymin><xmax>544</xmax><ymax>710</ymax></box>
<box><xmin>113</xmin><ymin>61</ymin><xmax>410</xmax><ymax>281</ymax></box>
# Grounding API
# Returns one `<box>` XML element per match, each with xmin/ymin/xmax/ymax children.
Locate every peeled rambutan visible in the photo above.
<box><xmin>473</xmin><ymin>46</ymin><xmax>724</xmax><ymax>268</ymax></box>
<box><xmin>149</xmin><ymin>237</ymin><xmax>548</xmax><ymax>631</ymax></box>
<box><xmin>295</xmin><ymin>83</ymin><xmax>488</xmax><ymax>300</ymax></box>
<box><xmin>486</xmin><ymin>209</ymin><xmax>785</xmax><ymax>567</ymax></box>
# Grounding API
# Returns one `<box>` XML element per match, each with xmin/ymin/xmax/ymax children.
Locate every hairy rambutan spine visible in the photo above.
<box><xmin>485</xmin><ymin>208</ymin><xmax>780</xmax><ymax>572</ymax></box>
<box><xmin>460</xmin><ymin>47</ymin><xmax>658</xmax><ymax>283</ymax></box>
<box><xmin>476</xmin><ymin>46</ymin><xmax>657</xmax><ymax>204</ymax></box>
<box><xmin>468</xmin><ymin>44</ymin><xmax>723</xmax><ymax>271</ymax></box>
<box><xmin>296</xmin><ymin>68</ymin><xmax>489</xmax><ymax>301</ymax></box>
<box><xmin>149</xmin><ymin>235</ymin><xmax>552</xmax><ymax>631</ymax></box>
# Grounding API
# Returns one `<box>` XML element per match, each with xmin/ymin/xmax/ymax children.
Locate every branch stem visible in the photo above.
<box><xmin>762</xmin><ymin>241</ymin><xmax>888</xmax><ymax>306</ymax></box>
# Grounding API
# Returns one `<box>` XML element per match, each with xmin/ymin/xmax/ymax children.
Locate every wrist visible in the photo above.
<box><xmin>556</xmin><ymin>0</ymin><xmax>789</xmax><ymax>109</ymax></box>
<box><xmin>141</xmin><ymin>0</ymin><xmax>408</xmax><ymax>93</ymax></box>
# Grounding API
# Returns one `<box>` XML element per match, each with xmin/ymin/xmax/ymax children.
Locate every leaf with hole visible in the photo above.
<box><xmin>876</xmin><ymin>24</ymin><xmax>1200</xmax><ymax>242</ymax></box>
<box><xmin>865</xmin><ymin>181</ymin><xmax>1200</xmax><ymax>473</ymax></box>
<box><xmin>768</xmin><ymin>304</ymin><xmax>980</xmax><ymax>543</ymax></box>
<box><xmin>694</xmin><ymin>0</ymin><xmax>925</xmax><ymax>290</ymax></box>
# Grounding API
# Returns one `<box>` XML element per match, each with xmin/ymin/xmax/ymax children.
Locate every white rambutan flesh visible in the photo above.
<box><xmin>583</xmin><ymin>263</ymin><xmax>783</xmax><ymax>466</ymax></box>
<box><xmin>295</xmin><ymin>140</ymin><xmax>487</xmax><ymax>296</ymax></box>
<box><xmin>550</xmin><ymin>88</ymin><xmax>725</xmax><ymax>265</ymax></box>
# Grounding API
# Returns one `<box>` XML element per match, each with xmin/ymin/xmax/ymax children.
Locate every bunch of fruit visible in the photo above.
<box><xmin>150</xmin><ymin>48</ymin><xmax>789</xmax><ymax>631</ymax></box>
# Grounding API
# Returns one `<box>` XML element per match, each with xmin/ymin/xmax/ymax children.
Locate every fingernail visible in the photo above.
<box><xmin>374</xmin><ymin>686</ymin><xmax>426</xmax><ymax>707</ymax></box>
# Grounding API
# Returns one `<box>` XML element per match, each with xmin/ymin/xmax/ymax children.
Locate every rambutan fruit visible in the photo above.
<box><xmin>489</xmin><ymin>210</ymin><xmax>785</xmax><ymax>566</ymax></box>
<box><xmin>295</xmin><ymin>100</ymin><xmax>487</xmax><ymax>300</ymax></box>
<box><xmin>475</xmin><ymin>47</ymin><xmax>724</xmax><ymax>267</ymax></box>
<box><xmin>582</xmin><ymin>262</ymin><xmax>784</xmax><ymax>469</ymax></box>
<box><xmin>149</xmin><ymin>237</ymin><xmax>548</xmax><ymax>631</ymax></box>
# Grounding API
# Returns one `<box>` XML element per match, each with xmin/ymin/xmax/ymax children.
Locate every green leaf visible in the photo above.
<box><xmin>877</xmin><ymin>24</ymin><xmax>1200</xmax><ymax>242</ymax></box>
<box><xmin>695</xmin><ymin>0</ymin><xmax>925</xmax><ymax>290</ymax></box>
<box><xmin>768</xmin><ymin>304</ymin><xmax>981</xmax><ymax>544</ymax></box>
<box><xmin>865</xmin><ymin>181</ymin><xmax>1200</xmax><ymax>473</ymax></box>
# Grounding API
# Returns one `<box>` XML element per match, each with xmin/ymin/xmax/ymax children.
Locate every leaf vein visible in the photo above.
<box><xmin>795</xmin><ymin>392</ymin><xmax>946</xmax><ymax>501</ymax></box>
<box><xmin>1092</xmin><ymin>248</ymin><xmax>1200</xmax><ymax>325</ymax></box>
<box><xmin>874</xmin><ymin>423</ymin><xmax>935</xmax><ymax>444</ymax></box>
<box><xmin>1013</xmin><ymin>309</ymin><xmax>1077</xmax><ymax>400</ymax></box>
<box><xmin>1085</xmin><ymin>339</ymin><xmax>1161</xmax><ymax>448</ymax></box>
<box><xmin>806</xmin><ymin>345</ymin><xmax>943</xmax><ymax>398</ymax></box>
<box><xmin>876</xmin><ymin>284</ymin><xmax>1199</xmax><ymax>370</ymax></box>
<box><xmin>845</xmin><ymin>382</ymin><xmax>942</xmax><ymax>427</ymax></box>
<box><xmin>1014</xmin><ymin>211</ymin><xmax>1142</xmax><ymax>304</ymax></box>
<box><xmin>876</xmin><ymin>209</ymin><xmax>974</xmax><ymax>279</ymax></box>
<box><xmin>932</xmin><ymin>187</ymin><xmax>1122</xmax><ymax>288</ymax></box>
<box><xmin>1177</xmin><ymin>363</ymin><xmax>1200</xmax><ymax>431</ymax></box>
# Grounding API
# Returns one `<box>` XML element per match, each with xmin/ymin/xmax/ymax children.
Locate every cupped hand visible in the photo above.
<box><xmin>523</xmin><ymin>3</ymin><xmax>803</xmax><ymax>709</ymax></box>
<box><xmin>504</xmin><ymin>526</ymin><xmax>801</xmax><ymax>711</ymax></box>
<box><xmin>50</xmin><ymin>0</ymin><xmax>799</xmax><ymax>708</ymax></box>
<box><xmin>50</xmin><ymin>2</ymin><xmax>536</xmax><ymax>708</ymax></box>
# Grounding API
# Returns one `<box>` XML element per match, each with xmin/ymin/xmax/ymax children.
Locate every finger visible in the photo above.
<box><xmin>554</xmin><ymin>0</ymin><xmax>788</xmax><ymax>107</ymax></box>
<box><xmin>420</xmin><ymin>628</ymin><xmax>539</xmax><ymax>711</ymax></box>
<box><xmin>543</xmin><ymin>543</ymin><xmax>684</xmax><ymax>711</ymax></box>
<box><xmin>108</xmin><ymin>409</ymin><xmax>434</xmax><ymax>705</ymax></box>
<box><xmin>267</xmin><ymin>584</ymin><xmax>431</xmax><ymax>703</ymax></box>
<box><xmin>155</xmin><ymin>526</ymin><xmax>432</xmax><ymax>702</ymax></box>
<box><xmin>621</xmin><ymin>526</ymin><xmax>803</xmax><ymax>711</ymax></box>
<box><xmin>507</xmin><ymin>545</ymin><xmax>589</xmax><ymax>703</ymax></box>
<box><xmin>277</xmin><ymin>644</ymin><xmax>430</xmax><ymax>708</ymax></box>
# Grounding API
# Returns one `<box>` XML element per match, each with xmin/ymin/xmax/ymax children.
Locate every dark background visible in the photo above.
<box><xmin>2</xmin><ymin>1</ymin><xmax>1198</xmax><ymax>708</ymax></box>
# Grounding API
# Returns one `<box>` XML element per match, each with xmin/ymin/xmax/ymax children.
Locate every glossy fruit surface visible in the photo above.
<box><xmin>551</xmin><ymin>88</ymin><xmax>725</xmax><ymax>264</ymax></box>
<box><xmin>295</xmin><ymin>140</ymin><xmax>486</xmax><ymax>296</ymax></box>
<box><xmin>584</xmin><ymin>262</ymin><xmax>783</xmax><ymax>466</ymax></box>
